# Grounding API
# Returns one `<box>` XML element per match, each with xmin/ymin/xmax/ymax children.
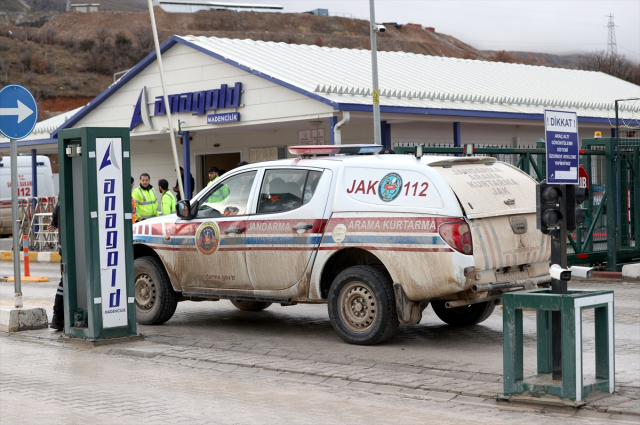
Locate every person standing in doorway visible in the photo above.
<box><xmin>47</xmin><ymin>201</ymin><xmax>64</xmax><ymax>331</ymax></box>
<box><xmin>132</xmin><ymin>173</ymin><xmax>158</xmax><ymax>220</ymax></box>
<box><xmin>158</xmin><ymin>179</ymin><xmax>176</xmax><ymax>216</ymax></box>
<box><xmin>206</xmin><ymin>166</ymin><xmax>220</xmax><ymax>187</ymax></box>
<box><xmin>173</xmin><ymin>166</ymin><xmax>195</xmax><ymax>202</ymax></box>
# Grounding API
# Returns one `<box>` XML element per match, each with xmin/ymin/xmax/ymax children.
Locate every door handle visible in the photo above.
<box><xmin>224</xmin><ymin>227</ymin><xmax>243</xmax><ymax>235</ymax></box>
<box><xmin>292</xmin><ymin>222</ymin><xmax>313</xmax><ymax>231</ymax></box>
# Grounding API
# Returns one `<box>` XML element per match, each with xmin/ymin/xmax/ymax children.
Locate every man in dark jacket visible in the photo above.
<box><xmin>47</xmin><ymin>201</ymin><xmax>64</xmax><ymax>331</ymax></box>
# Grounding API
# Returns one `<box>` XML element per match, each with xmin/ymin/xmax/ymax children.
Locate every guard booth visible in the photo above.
<box><xmin>58</xmin><ymin>128</ymin><xmax>138</xmax><ymax>341</ymax></box>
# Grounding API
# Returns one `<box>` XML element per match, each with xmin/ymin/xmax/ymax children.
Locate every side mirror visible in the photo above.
<box><xmin>176</xmin><ymin>200</ymin><xmax>191</xmax><ymax>219</ymax></box>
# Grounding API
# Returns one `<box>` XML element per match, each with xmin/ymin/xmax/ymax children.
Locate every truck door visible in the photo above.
<box><xmin>245</xmin><ymin>168</ymin><xmax>331</xmax><ymax>290</ymax></box>
<box><xmin>174</xmin><ymin>170</ymin><xmax>257</xmax><ymax>290</ymax></box>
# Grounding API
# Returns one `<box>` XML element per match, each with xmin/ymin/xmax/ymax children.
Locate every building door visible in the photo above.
<box><xmin>199</xmin><ymin>152</ymin><xmax>241</xmax><ymax>188</ymax></box>
<box><xmin>245</xmin><ymin>168</ymin><xmax>331</xmax><ymax>291</ymax></box>
<box><xmin>174</xmin><ymin>170</ymin><xmax>257</xmax><ymax>290</ymax></box>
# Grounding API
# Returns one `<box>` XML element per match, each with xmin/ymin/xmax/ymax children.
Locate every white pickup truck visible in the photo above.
<box><xmin>133</xmin><ymin>145</ymin><xmax>550</xmax><ymax>345</ymax></box>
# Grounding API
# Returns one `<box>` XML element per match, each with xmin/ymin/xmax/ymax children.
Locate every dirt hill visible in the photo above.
<box><xmin>0</xmin><ymin>7</ymin><xmax>581</xmax><ymax>119</ymax></box>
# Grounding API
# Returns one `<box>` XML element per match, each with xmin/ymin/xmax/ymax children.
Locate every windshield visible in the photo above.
<box><xmin>195</xmin><ymin>171</ymin><xmax>257</xmax><ymax>218</ymax></box>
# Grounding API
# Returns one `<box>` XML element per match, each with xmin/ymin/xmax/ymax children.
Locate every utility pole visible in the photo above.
<box><xmin>368</xmin><ymin>0</ymin><xmax>381</xmax><ymax>145</ymax></box>
<box><xmin>606</xmin><ymin>14</ymin><xmax>617</xmax><ymax>56</ymax></box>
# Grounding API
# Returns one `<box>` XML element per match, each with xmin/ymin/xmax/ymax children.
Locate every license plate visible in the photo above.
<box><xmin>495</xmin><ymin>270</ymin><xmax>529</xmax><ymax>282</ymax></box>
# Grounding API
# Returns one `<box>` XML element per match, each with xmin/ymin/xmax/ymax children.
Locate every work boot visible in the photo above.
<box><xmin>50</xmin><ymin>316</ymin><xmax>64</xmax><ymax>331</ymax></box>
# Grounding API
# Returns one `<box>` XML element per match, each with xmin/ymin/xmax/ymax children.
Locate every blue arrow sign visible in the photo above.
<box><xmin>0</xmin><ymin>84</ymin><xmax>38</xmax><ymax>140</ymax></box>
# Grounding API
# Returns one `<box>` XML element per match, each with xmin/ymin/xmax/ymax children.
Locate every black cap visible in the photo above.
<box><xmin>208</xmin><ymin>166</ymin><xmax>219</xmax><ymax>173</ymax></box>
<box><xmin>380</xmin><ymin>147</ymin><xmax>395</xmax><ymax>154</ymax></box>
<box><xmin>131</xmin><ymin>176</ymin><xmax>134</xmax><ymax>183</ymax></box>
<box><xmin>237</xmin><ymin>161</ymin><xmax>249</xmax><ymax>167</ymax></box>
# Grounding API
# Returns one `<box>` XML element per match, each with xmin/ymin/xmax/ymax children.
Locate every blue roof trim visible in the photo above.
<box><xmin>51</xmin><ymin>36</ymin><xmax>181</xmax><ymax>138</ymax></box>
<box><xmin>176</xmin><ymin>37</ymin><xmax>336</xmax><ymax>107</ymax></box>
<box><xmin>0</xmin><ymin>138</ymin><xmax>57</xmax><ymax>149</ymax></box>
<box><xmin>336</xmin><ymin>103</ymin><xmax>613</xmax><ymax>124</ymax></box>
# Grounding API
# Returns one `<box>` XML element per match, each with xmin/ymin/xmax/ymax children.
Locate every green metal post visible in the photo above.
<box><xmin>58</xmin><ymin>127</ymin><xmax>137</xmax><ymax>341</ymax></box>
<box><xmin>503</xmin><ymin>298</ymin><xmax>523</xmax><ymax>394</ymax></box>
<box><xmin>605</xmin><ymin>138</ymin><xmax>618</xmax><ymax>270</ymax></box>
<box><xmin>561</xmin><ymin>296</ymin><xmax>578</xmax><ymax>399</ymax></box>
<box><xmin>634</xmin><ymin>147</ymin><xmax>640</xmax><ymax>254</ymax></box>
<box><xmin>536</xmin><ymin>309</ymin><xmax>552</xmax><ymax>374</ymax></box>
<box><xmin>594</xmin><ymin>306</ymin><xmax>609</xmax><ymax>380</ymax></box>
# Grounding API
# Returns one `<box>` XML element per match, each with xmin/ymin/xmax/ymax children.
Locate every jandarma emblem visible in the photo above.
<box><xmin>378</xmin><ymin>173</ymin><xmax>402</xmax><ymax>202</ymax></box>
<box><xmin>195</xmin><ymin>222</ymin><xmax>220</xmax><ymax>255</ymax></box>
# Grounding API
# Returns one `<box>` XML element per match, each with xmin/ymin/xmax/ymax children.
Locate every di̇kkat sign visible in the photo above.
<box><xmin>544</xmin><ymin>109</ymin><xmax>579</xmax><ymax>185</ymax></box>
<box><xmin>96</xmin><ymin>138</ymin><xmax>129</xmax><ymax>328</ymax></box>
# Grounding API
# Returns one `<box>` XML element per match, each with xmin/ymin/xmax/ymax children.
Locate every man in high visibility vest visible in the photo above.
<box><xmin>132</xmin><ymin>173</ymin><xmax>158</xmax><ymax>220</ymax></box>
<box><xmin>206</xmin><ymin>166</ymin><xmax>229</xmax><ymax>203</ymax></box>
<box><xmin>158</xmin><ymin>179</ymin><xmax>176</xmax><ymax>215</ymax></box>
<box><xmin>206</xmin><ymin>166</ymin><xmax>220</xmax><ymax>187</ymax></box>
<box><xmin>131</xmin><ymin>176</ymin><xmax>137</xmax><ymax>223</ymax></box>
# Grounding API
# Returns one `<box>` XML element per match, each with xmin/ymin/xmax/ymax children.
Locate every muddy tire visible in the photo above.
<box><xmin>431</xmin><ymin>300</ymin><xmax>496</xmax><ymax>326</ymax></box>
<box><xmin>328</xmin><ymin>265</ymin><xmax>398</xmax><ymax>345</ymax></box>
<box><xmin>134</xmin><ymin>256</ymin><xmax>178</xmax><ymax>325</ymax></box>
<box><xmin>230</xmin><ymin>300</ymin><xmax>272</xmax><ymax>311</ymax></box>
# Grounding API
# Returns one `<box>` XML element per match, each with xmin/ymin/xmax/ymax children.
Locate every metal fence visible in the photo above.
<box><xmin>395</xmin><ymin>137</ymin><xmax>640</xmax><ymax>270</ymax></box>
<box><xmin>16</xmin><ymin>196</ymin><xmax>58</xmax><ymax>252</ymax></box>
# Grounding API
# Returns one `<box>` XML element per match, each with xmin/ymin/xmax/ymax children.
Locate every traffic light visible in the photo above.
<box><xmin>536</xmin><ymin>183</ymin><xmax>589</xmax><ymax>234</ymax></box>
<box><xmin>536</xmin><ymin>183</ymin><xmax>563</xmax><ymax>234</ymax></box>
<box><xmin>566</xmin><ymin>185</ymin><xmax>589</xmax><ymax>232</ymax></box>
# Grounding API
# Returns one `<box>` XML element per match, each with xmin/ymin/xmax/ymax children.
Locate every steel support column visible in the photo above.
<box><xmin>182</xmin><ymin>131</ymin><xmax>191</xmax><ymax>200</ymax></box>
<box><xmin>381</xmin><ymin>121</ymin><xmax>391</xmax><ymax>149</ymax></box>
<box><xmin>453</xmin><ymin>122</ymin><xmax>461</xmax><ymax>147</ymax></box>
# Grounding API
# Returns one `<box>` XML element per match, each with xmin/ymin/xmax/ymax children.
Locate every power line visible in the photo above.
<box><xmin>607</xmin><ymin>14</ymin><xmax>617</xmax><ymax>56</ymax></box>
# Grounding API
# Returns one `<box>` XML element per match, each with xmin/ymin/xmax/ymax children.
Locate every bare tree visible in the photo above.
<box><xmin>577</xmin><ymin>50</ymin><xmax>640</xmax><ymax>85</ymax></box>
<box><xmin>488</xmin><ymin>50</ymin><xmax>515</xmax><ymax>63</ymax></box>
<box><xmin>133</xmin><ymin>26</ymin><xmax>154</xmax><ymax>51</ymax></box>
<box><xmin>95</xmin><ymin>27</ymin><xmax>112</xmax><ymax>51</ymax></box>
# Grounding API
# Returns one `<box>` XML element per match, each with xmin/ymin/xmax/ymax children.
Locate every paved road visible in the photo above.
<box><xmin>2</xmin><ymin>262</ymin><xmax>638</xmax><ymax>386</ymax></box>
<box><xmin>1</xmin><ymin>262</ymin><xmax>639</xmax><ymax>423</ymax></box>
<box><xmin>1</xmin><ymin>336</ymin><xmax>615</xmax><ymax>425</ymax></box>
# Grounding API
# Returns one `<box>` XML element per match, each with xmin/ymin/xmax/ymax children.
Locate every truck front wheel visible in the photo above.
<box><xmin>328</xmin><ymin>265</ymin><xmax>398</xmax><ymax>345</ymax></box>
<box><xmin>134</xmin><ymin>256</ymin><xmax>178</xmax><ymax>325</ymax></box>
<box><xmin>431</xmin><ymin>300</ymin><xmax>496</xmax><ymax>326</ymax></box>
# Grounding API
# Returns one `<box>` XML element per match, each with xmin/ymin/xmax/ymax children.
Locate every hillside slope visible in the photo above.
<box><xmin>0</xmin><ymin>7</ymin><xmax>582</xmax><ymax>118</ymax></box>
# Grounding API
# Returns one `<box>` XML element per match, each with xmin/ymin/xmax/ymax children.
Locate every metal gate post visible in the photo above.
<box><xmin>605</xmin><ymin>138</ymin><xmax>618</xmax><ymax>270</ymax></box>
<box><xmin>634</xmin><ymin>147</ymin><xmax>640</xmax><ymax>251</ymax></box>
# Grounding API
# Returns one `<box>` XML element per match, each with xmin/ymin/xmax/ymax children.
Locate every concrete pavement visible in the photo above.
<box><xmin>1</xmin><ymin>261</ymin><xmax>639</xmax><ymax>424</ymax></box>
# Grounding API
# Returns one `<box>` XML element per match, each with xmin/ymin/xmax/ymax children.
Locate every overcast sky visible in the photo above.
<box><xmin>249</xmin><ymin>0</ymin><xmax>640</xmax><ymax>61</ymax></box>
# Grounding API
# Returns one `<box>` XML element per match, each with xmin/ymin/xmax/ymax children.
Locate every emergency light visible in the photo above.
<box><xmin>288</xmin><ymin>144</ymin><xmax>383</xmax><ymax>156</ymax></box>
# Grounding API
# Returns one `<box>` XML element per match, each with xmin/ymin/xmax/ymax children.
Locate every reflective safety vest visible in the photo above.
<box><xmin>131</xmin><ymin>198</ymin><xmax>137</xmax><ymax>223</ymax></box>
<box><xmin>132</xmin><ymin>185</ymin><xmax>158</xmax><ymax>219</ymax></box>
<box><xmin>206</xmin><ymin>176</ymin><xmax>230</xmax><ymax>203</ymax></box>
<box><xmin>160</xmin><ymin>190</ymin><xmax>176</xmax><ymax>216</ymax></box>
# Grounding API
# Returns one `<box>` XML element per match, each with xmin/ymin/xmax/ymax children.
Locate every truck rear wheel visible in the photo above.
<box><xmin>230</xmin><ymin>300</ymin><xmax>272</xmax><ymax>311</ymax></box>
<box><xmin>431</xmin><ymin>300</ymin><xmax>496</xmax><ymax>326</ymax></box>
<box><xmin>134</xmin><ymin>256</ymin><xmax>178</xmax><ymax>325</ymax></box>
<box><xmin>328</xmin><ymin>265</ymin><xmax>398</xmax><ymax>345</ymax></box>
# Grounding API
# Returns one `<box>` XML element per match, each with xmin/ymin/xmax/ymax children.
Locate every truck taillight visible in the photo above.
<box><xmin>438</xmin><ymin>221</ymin><xmax>473</xmax><ymax>255</ymax></box>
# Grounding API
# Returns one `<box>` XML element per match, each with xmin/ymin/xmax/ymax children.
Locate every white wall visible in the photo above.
<box><xmin>391</xmin><ymin>121</ymin><xmax>611</xmax><ymax>148</ymax></box>
<box><xmin>74</xmin><ymin>43</ymin><xmax>333</xmax><ymax>133</ymax></box>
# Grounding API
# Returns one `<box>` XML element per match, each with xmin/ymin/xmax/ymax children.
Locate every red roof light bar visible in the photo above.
<box><xmin>288</xmin><ymin>144</ymin><xmax>383</xmax><ymax>156</ymax></box>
